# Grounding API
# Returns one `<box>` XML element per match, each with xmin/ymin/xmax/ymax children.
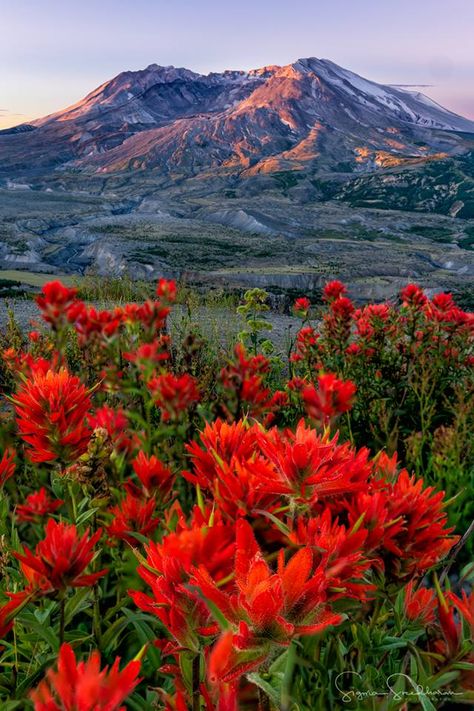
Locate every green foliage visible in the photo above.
<box><xmin>237</xmin><ymin>288</ymin><xmax>274</xmax><ymax>355</ymax></box>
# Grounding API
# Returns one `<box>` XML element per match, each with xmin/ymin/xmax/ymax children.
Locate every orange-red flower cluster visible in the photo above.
<box><xmin>15</xmin><ymin>520</ymin><xmax>107</xmax><ymax>592</ymax></box>
<box><xmin>148</xmin><ymin>373</ymin><xmax>200</xmax><ymax>421</ymax></box>
<box><xmin>132</xmin><ymin>451</ymin><xmax>174</xmax><ymax>498</ymax></box>
<box><xmin>130</xmin><ymin>505</ymin><xmax>235</xmax><ymax>651</ymax></box>
<box><xmin>16</xmin><ymin>488</ymin><xmax>63</xmax><ymax>523</ymax></box>
<box><xmin>12</xmin><ymin>367</ymin><xmax>91</xmax><ymax>464</ymax></box>
<box><xmin>107</xmin><ymin>485</ymin><xmax>160</xmax><ymax>544</ymax></box>
<box><xmin>0</xmin><ymin>448</ymin><xmax>15</xmax><ymax>486</ymax></box>
<box><xmin>0</xmin><ymin>521</ymin><xmax>106</xmax><ymax>637</ymax></box>
<box><xmin>302</xmin><ymin>372</ymin><xmax>356</xmax><ymax>425</ymax></box>
<box><xmin>30</xmin><ymin>643</ymin><xmax>141</xmax><ymax>711</ymax></box>
<box><xmin>219</xmin><ymin>343</ymin><xmax>287</xmax><ymax>422</ymax></box>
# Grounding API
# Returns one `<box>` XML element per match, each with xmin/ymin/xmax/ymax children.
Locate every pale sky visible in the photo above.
<box><xmin>1</xmin><ymin>0</ymin><xmax>473</xmax><ymax>129</ymax></box>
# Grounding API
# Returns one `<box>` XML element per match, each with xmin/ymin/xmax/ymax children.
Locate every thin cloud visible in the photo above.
<box><xmin>0</xmin><ymin>109</ymin><xmax>25</xmax><ymax>116</ymax></box>
<box><xmin>389</xmin><ymin>84</ymin><xmax>434</xmax><ymax>88</ymax></box>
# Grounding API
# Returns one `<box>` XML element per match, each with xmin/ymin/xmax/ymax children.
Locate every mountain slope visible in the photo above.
<box><xmin>1</xmin><ymin>57</ymin><xmax>473</xmax><ymax>181</ymax></box>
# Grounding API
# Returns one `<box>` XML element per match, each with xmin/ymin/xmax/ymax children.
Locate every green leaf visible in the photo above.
<box><xmin>247</xmin><ymin>672</ymin><xmax>281</xmax><ymax>706</ymax></box>
<box><xmin>419</xmin><ymin>695</ymin><xmax>437</xmax><ymax>711</ymax></box>
<box><xmin>253</xmin><ymin>509</ymin><xmax>290</xmax><ymax>537</ymax></box>
<box><xmin>452</xmin><ymin>661</ymin><xmax>474</xmax><ymax>671</ymax></box>
<box><xmin>428</xmin><ymin>671</ymin><xmax>459</xmax><ymax>689</ymax></box>
<box><xmin>76</xmin><ymin>507</ymin><xmax>100</xmax><ymax>526</ymax></box>
<box><xmin>65</xmin><ymin>588</ymin><xmax>92</xmax><ymax>624</ymax></box>
<box><xmin>124</xmin><ymin>531</ymin><xmax>152</xmax><ymax>545</ymax></box>
<box><xmin>18</xmin><ymin>612</ymin><xmax>58</xmax><ymax>649</ymax></box>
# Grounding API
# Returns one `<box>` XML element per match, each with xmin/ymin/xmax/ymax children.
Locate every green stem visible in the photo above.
<box><xmin>93</xmin><ymin>584</ymin><xmax>102</xmax><ymax>648</ymax></box>
<box><xmin>369</xmin><ymin>597</ymin><xmax>382</xmax><ymax>631</ymax></box>
<box><xmin>345</xmin><ymin>411</ymin><xmax>355</xmax><ymax>446</ymax></box>
<box><xmin>257</xmin><ymin>687</ymin><xmax>271</xmax><ymax>711</ymax></box>
<box><xmin>59</xmin><ymin>597</ymin><xmax>66</xmax><ymax>646</ymax></box>
<box><xmin>281</xmin><ymin>640</ymin><xmax>297</xmax><ymax>711</ymax></box>
<box><xmin>192</xmin><ymin>653</ymin><xmax>201</xmax><ymax>711</ymax></box>
<box><xmin>65</xmin><ymin>482</ymin><xmax>77</xmax><ymax>523</ymax></box>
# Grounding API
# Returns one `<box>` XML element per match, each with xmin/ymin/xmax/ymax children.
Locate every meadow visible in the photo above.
<box><xmin>0</xmin><ymin>278</ymin><xmax>472</xmax><ymax>710</ymax></box>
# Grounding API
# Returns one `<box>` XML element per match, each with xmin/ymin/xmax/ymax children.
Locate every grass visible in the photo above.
<box><xmin>0</xmin><ymin>270</ymin><xmax>78</xmax><ymax>287</ymax></box>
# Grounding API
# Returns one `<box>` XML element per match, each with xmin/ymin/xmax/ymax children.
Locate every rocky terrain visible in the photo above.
<box><xmin>1</xmin><ymin>57</ymin><xmax>473</xmax><ymax>301</ymax></box>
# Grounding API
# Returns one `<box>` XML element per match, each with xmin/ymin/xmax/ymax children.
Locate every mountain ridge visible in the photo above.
<box><xmin>1</xmin><ymin>56</ymin><xmax>473</xmax><ymax>182</ymax></box>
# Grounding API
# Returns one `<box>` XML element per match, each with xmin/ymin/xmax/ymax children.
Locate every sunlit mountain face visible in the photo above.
<box><xmin>1</xmin><ymin>57</ymin><xmax>473</xmax><ymax>181</ymax></box>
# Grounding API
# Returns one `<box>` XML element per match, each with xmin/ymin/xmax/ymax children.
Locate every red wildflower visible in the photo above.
<box><xmin>88</xmin><ymin>405</ymin><xmax>131</xmax><ymax>452</ymax></box>
<box><xmin>204</xmin><ymin>455</ymin><xmax>277</xmax><ymax>520</ymax></box>
<box><xmin>15</xmin><ymin>520</ymin><xmax>107</xmax><ymax>592</ymax></box>
<box><xmin>185</xmin><ymin>420</ymin><xmax>278</xmax><ymax>518</ymax></box>
<box><xmin>148</xmin><ymin>372</ymin><xmax>200</xmax><ymax>421</ymax></box>
<box><xmin>401</xmin><ymin>283</ymin><xmax>427</xmax><ymax>308</ymax></box>
<box><xmin>263</xmin><ymin>390</ymin><xmax>289</xmax><ymax>427</ymax></box>
<box><xmin>387</xmin><ymin>470</ymin><xmax>458</xmax><ymax>576</ymax></box>
<box><xmin>293</xmin><ymin>326</ymin><xmax>320</xmax><ymax>362</ymax></box>
<box><xmin>130</xmin><ymin>507</ymin><xmax>234</xmax><ymax>650</ymax></box>
<box><xmin>347</xmin><ymin>469</ymin><xmax>458</xmax><ymax>579</ymax></box>
<box><xmin>135</xmin><ymin>504</ymin><xmax>235</xmax><ymax>585</ymax></box>
<box><xmin>184</xmin><ymin>420</ymin><xmax>275</xmax><ymax>519</ymax></box>
<box><xmin>185</xmin><ymin>419</ymin><xmax>259</xmax><ymax>489</ymax></box>
<box><xmin>74</xmin><ymin>305</ymin><xmax>124</xmax><ymax>345</ymax></box>
<box><xmin>131</xmin><ymin>573</ymin><xmax>211</xmax><ymax>652</ymax></box>
<box><xmin>13</xmin><ymin>368</ymin><xmax>91</xmax><ymax>464</ymax></box>
<box><xmin>302</xmin><ymin>372</ymin><xmax>356</xmax><ymax>425</ymax></box>
<box><xmin>403</xmin><ymin>581</ymin><xmax>437</xmax><ymax>625</ymax></box>
<box><xmin>442</xmin><ymin>589</ymin><xmax>474</xmax><ymax>654</ymax></box>
<box><xmin>16</xmin><ymin>488</ymin><xmax>63</xmax><ymax>523</ymax></box>
<box><xmin>107</xmin><ymin>486</ymin><xmax>160</xmax><ymax>544</ymax></box>
<box><xmin>323</xmin><ymin>280</ymin><xmax>347</xmax><ymax>302</ymax></box>
<box><xmin>208</xmin><ymin>629</ymin><xmax>267</xmax><ymax>686</ymax></box>
<box><xmin>431</xmin><ymin>292</ymin><xmax>455</xmax><ymax>312</ymax></box>
<box><xmin>287</xmin><ymin>376</ymin><xmax>307</xmax><ymax>392</ymax></box>
<box><xmin>0</xmin><ymin>590</ymin><xmax>33</xmax><ymax>638</ymax></box>
<box><xmin>345</xmin><ymin>343</ymin><xmax>362</xmax><ymax>357</ymax></box>
<box><xmin>0</xmin><ymin>449</ymin><xmax>15</xmax><ymax>487</ymax></box>
<box><xmin>30</xmin><ymin>643</ymin><xmax>140</xmax><ymax>711</ymax></box>
<box><xmin>437</xmin><ymin>590</ymin><xmax>462</xmax><ymax>656</ymax></box>
<box><xmin>156</xmin><ymin>278</ymin><xmax>177</xmax><ymax>302</ymax></box>
<box><xmin>373</xmin><ymin>451</ymin><xmax>399</xmax><ymax>480</ymax></box>
<box><xmin>354</xmin><ymin>303</ymin><xmax>394</xmax><ymax>340</ymax></box>
<box><xmin>219</xmin><ymin>344</ymin><xmax>278</xmax><ymax>420</ymax></box>
<box><xmin>346</xmin><ymin>490</ymin><xmax>402</xmax><ymax>554</ymax></box>
<box><xmin>290</xmin><ymin>510</ymin><xmax>372</xmax><ymax>601</ymax></box>
<box><xmin>322</xmin><ymin>296</ymin><xmax>355</xmax><ymax>351</ymax></box>
<box><xmin>193</xmin><ymin>519</ymin><xmax>342</xmax><ymax>647</ymax></box>
<box><xmin>453</xmin><ymin>590</ymin><xmax>474</xmax><ymax>631</ymax></box>
<box><xmin>4</xmin><ymin>351</ymin><xmax>56</xmax><ymax>381</ymax></box>
<box><xmin>36</xmin><ymin>281</ymin><xmax>79</xmax><ymax>329</ymax></box>
<box><xmin>330</xmin><ymin>296</ymin><xmax>355</xmax><ymax>321</ymax></box>
<box><xmin>255</xmin><ymin>419</ymin><xmax>371</xmax><ymax>504</ymax></box>
<box><xmin>123</xmin><ymin>299</ymin><xmax>170</xmax><ymax>333</ymax></box>
<box><xmin>123</xmin><ymin>336</ymin><xmax>171</xmax><ymax>372</ymax></box>
<box><xmin>132</xmin><ymin>451</ymin><xmax>174</xmax><ymax>497</ymax></box>
<box><xmin>292</xmin><ymin>297</ymin><xmax>311</xmax><ymax>318</ymax></box>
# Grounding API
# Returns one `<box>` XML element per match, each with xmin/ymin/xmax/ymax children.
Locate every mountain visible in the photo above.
<box><xmin>1</xmin><ymin>58</ymin><xmax>473</xmax><ymax>181</ymax></box>
<box><xmin>1</xmin><ymin>58</ymin><xmax>474</xmax><ymax>301</ymax></box>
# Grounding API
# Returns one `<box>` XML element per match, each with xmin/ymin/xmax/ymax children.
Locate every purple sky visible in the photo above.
<box><xmin>1</xmin><ymin>0</ymin><xmax>473</xmax><ymax>129</ymax></box>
